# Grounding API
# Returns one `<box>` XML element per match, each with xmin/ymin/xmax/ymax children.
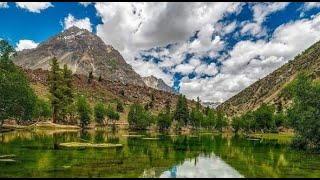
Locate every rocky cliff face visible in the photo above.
<box><xmin>13</xmin><ymin>26</ymin><xmax>145</xmax><ymax>86</ymax></box>
<box><xmin>217</xmin><ymin>40</ymin><xmax>320</xmax><ymax>116</ymax></box>
<box><xmin>142</xmin><ymin>75</ymin><xmax>175</xmax><ymax>93</ymax></box>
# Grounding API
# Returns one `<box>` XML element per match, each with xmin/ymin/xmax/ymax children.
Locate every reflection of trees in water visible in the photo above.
<box><xmin>1</xmin><ymin>131</ymin><xmax>319</xmax><ymax>178</ymax></box>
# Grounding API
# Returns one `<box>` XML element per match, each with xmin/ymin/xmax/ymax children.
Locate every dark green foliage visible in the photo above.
<box><xmin>61</xmin><ymin>64</ymin><xmax>73</xmax><ymax>121</ymax></box>
<box><xmin>0</xmin><ymin>40</ymin><xmax>37</xmax><ymax>127</ymax></box>
<box><xmin>116</xmin><ymin>100</ymin><xmax>124</xmax><ymax>113</ymax></box>
<box><xmin>216</xmin><ymin>111</ymin><xmax>228</xmax><ymax>131</ymax></box>
<box><xmin>94</xmin><ymin>102</ymin><xmax>106</xmax><ymax>125</ymax></box>
<box><xmin>189</xmin><ymin>108</ymin><xmax>204</xmax><ymax>128</ymax></box>
<box><xmin>202</xmin><ymin>108</ymin><xmax>216</xmax><ymax>129</ymax></box>
<box><xmin>253</xmin><ymin>103</ymin><xmax>276</xmax><ymax>131</ymax></box>
<box><xmin>157</xmin><ymin>99</ymin><xmax>172</xmax><ymax>131</ymax></box>
<box><xmin>286</xmin><ymin>73</ymin><xmax>320</xmax><ymax>152</ymax></box>
<box><xmin>48</xmin><ymin>59</ymin><xmax>74</xmax><ymax>123</ymax></box>
<box><xmin>0</xmin><ymin>40</ymin><xmax>15</xmax><ymax>59</ymax></box>
<box><xmin>76</xmin><ymin>96</ymin><xmax>91</xmax><ymax>129</ymax></box>
<box><xmin>33</xmin><ymin>98</ymin><xmax>52</xmax><ymax>120</ymax></box>
<box><xmin>128</xmin><ymin>103</ymin><xmax>151</xmax><ymax>130</ymax></box>
<box><xmin>106</xmin><ymin>104</ymin><xmax>120</xmax><ymax>121</ymax></box>
<box><xmin>157</xmin><ymin>111</ymin><xmax>172</xmax><ymax>131</ymax></box>
<box><xmin>173</xmin><ymin>95</ymin><xmax>189</xmax><ymax>127</ymax></box>
<box><xmin>48</xmin><ymin>58</ymin><xmax>63</xmax><ymax>123</ymax></box>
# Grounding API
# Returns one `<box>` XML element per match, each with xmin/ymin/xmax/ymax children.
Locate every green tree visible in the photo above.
<box><xmin>157</xmin><ymin>99</ymin><xmax>172</xmax><ymax>131</ymax></box>
<box><xmin>286</xmin><ymin>73</ymin><xmax>320</xmax><ymax>151</ymax></box>
<box><xmin>174</xmin><ymin>95</ymin><xmax>189</xmax><ymax>127</ymax></box>
<box><xmin>216</xmin><ymin>110</ymin><xmax>227</xmax><ymax>132</ymax></box>
<box><xmin>60</xmin><ymin>64</ymin><xmax>73</xmax><ymax>121</ymax></box>
<box><xmin>0</xmin><ymin>40</ymin><xmax>37</xmax><ymax>128</ymax></box>
<box><xmin>128</xmin><ymin>103</ymin><xmax>150</xmax><ymax>130</ymax></box>
<box><xmin>94</xmin><ymin>102</ymin><xmax>106</xmax><ymax>125</ymax></box>
<box><xmin>48</xmin><ymin>57</ymin><xmax>63</xmax><ymax>123</ymax></box>
<box><xmin>116</xmin><ymin>100</ymin><xmax>124</xmax><ymax>113</ymax></box>
<box><xmin>76</xmin><ymin>96</ymin><xmax>91</xmax><ymax>129</ymax></box>
<box><xmin>33</xmin><ymin>98</ymin><xmax>52</xmax><ymax>121</ymax></box>
<box><xmin>253</xmin><ymin>103</ymin><xmax>275</xmax><ymax>131</ymax></box>
<box><xmin>106</xmin><ymin>104</ymin><xmax>120</xmax><ymax>122</ymax></box>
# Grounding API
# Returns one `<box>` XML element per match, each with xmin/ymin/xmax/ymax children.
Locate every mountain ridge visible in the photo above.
<box><xmin>13</xmin><ymin>26</ymin><xmax>146</xmax><ymax>86</ymax></box>
<box><xmin>217</xmin><ymin>40</ymin><xmax>320</xmax><ymax>116</ymax></box>
<box><xmin>142</xmin><ymin>75</ymin><xmax>175</xmax><ymax>93</ymax></box>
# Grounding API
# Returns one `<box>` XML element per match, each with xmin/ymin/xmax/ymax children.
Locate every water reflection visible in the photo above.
<box><xmin>159</xmin><ymin>154</ymin><xmax>243</xmax><ymax>178</ymax></box>
<box><xmin>0</xmin><ymin>130</ymin><xmax>320</xmax><ymax>178</ymax></box>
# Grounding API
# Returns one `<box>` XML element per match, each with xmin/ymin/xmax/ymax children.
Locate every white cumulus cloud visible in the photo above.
<box><xmin>63</xmin><ymin>14</ymin><xmax>93</xmax><ymax>32</ymax></box>
<box><xmin>15</xmin><ymin>40</ymin><xmax>39</xmax><ymax>51</ymax></box>
<box><xmin>16</xmin><ymin>2</ymin><xmax>53</xmax><ymax>13</ymax></box>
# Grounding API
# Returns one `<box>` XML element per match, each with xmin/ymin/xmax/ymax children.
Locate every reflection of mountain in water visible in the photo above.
<box><xmin>159</xmin><ymin>154</ymin><xmax>243</xmax><ymax>178</ymax></box>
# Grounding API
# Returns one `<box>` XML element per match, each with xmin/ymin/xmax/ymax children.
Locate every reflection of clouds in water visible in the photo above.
<box><xmin>160</xmin><ymin>154</ymin><xmax>243</xmax><ymax>178</ymax></box>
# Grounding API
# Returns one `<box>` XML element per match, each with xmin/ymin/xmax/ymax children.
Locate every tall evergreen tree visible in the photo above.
<box><xmin>61</xmin><ymin>64</ymin><xmax>73</xmax><ymax>121</ymax></box>
<box><xmin>48</xmin><ymin>57</ymin><xmax>63</xmax><ymax>123</ymax></box>
<box><xmin>174</xmin><ymin>95</ymin><xmax>189</xmax><ymax>127</ymax></box>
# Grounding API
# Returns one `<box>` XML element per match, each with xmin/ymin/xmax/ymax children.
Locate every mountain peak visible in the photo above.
<box><xmin>142</xmin><ymin>75</ymin><xmax>174</xmax><ymax>93</ymax></box>
<box><xmin>13</xmin><ymin>27</ymin><xmax>146</xmax><ymax>86</ymax></box>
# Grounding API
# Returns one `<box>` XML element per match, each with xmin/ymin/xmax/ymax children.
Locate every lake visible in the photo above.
<box><xmin>0</xmin><ymin>130</ymin><xmax>319</xmax><ymax>178</ymax></box>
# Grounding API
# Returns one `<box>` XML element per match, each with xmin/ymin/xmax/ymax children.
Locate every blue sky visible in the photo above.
<box><xmin>1</xmin><ymin>2</ymin><xmax>320</xmax><ymax>102</ymax></box>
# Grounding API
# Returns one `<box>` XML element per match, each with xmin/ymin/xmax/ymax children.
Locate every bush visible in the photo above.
<box><xmin>116</xmin><ymin>100</ymin><xmax>124</xmax><ymax>113</ymax></box>
<box><xmin>128</xmin><ymin>103</ymin><xmax>151</xmax><ymax>130</ymax></box>
<box><xmin>106</xmin><ymin>105</ymin><xmax>120</xmax><ymax>121</ymax></box>
<box><xmin>76</xmin><ymin>96</ymin><xmax>91</xmax><ymax>129</ymax></box>
<box><xmin>157</xmin><ymin>111</ymin><xmax>172</xmax><ymax>131</ymax></box>
<box><xmin>94</xmin><ymin>102</ymin><xmax>106</xmax><ymax>125</ymax></box>
<box><xmin>33</xmin><ymin>98</ymin><xmax>52</xmax><ymax>120</ymax></box>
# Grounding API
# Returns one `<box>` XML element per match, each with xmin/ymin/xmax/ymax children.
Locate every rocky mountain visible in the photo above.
<box><xmin>201</xmin><ymin>101</ymin><xmax>221</xmax><ymax>109</ymax></box>
<box><xmin>142</xmin><ymin>75</ymin><xmax>175</xmax><ymax>93</ymax></box>
<box><xmin>217</xmin><ymin>40</ymin><xmax>320</xmax><ymax>116</ymax></box>
<box><xmin>13</xmin><ymin>26</ymin><xmax>145</xmax><ymax>86</ymax></box>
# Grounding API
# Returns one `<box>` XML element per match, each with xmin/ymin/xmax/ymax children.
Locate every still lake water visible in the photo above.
<box><xmin>0</xmin><ymin>130</ymin><xmax>319</xmax><ymax>178</ymax></box>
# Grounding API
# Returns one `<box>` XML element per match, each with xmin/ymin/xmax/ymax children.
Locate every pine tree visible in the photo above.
<box><xmin>174</xmin><ymin>95</ymin><xmax>189</xmax><ymax>127</ymax></box>
<box><xmin>61</xmin><ymin>64</ymin><xmax>73</xmax><ymax>121</ymax></box>
<box><xmin>48</xmin><ymin>57</ymin><xmax>63</xmax><ymax>123</ymax></box>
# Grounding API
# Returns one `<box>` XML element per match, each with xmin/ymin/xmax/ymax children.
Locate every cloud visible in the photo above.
<box><xmin>16</xmin><ymin>2</ymin><xmax>53</xmax><ymax>13</ymax></box>
<box><xmin>0</xmin><ymin>2</ymin><xmax>8</xmax><ymax>8</ymax></box>
<box><xmin>15</xmin><ymin>40</ymin><xmax>39</xmax><ymax>51</ymax></box>
<box><xmin>240</xmin><ymin>2</ymin><xmax>289</xmax><ymax>37</ymax></box>
<box><xmin>63</xmin><ymin>14</ymin><xmax>93</xmax><ymax>32</ymax></box>
<box><xmin>79</xmin><ymin>2</ymin><xmax>93</xmax><ymax>7</ymax></box>
<box><xmin>92</xmin><ymin>2</ymin><xmax>320</xmax><ymax>103</ymax></box>
<box><xmin>95</xmin><ymin>2</ymin><xmax>243</xmax><ymax>61</ymax></box>
<box><xmin>302</xmin><ymin>2</ymin><xmax>320</xmax><ymax>11</ymax></box>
